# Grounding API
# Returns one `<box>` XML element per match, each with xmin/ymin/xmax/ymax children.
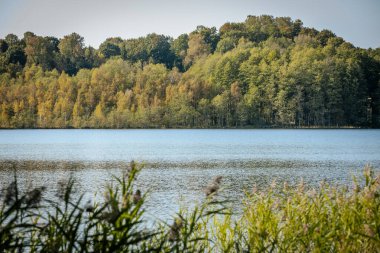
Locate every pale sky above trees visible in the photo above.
<box><xmin>0</xmin><ymin>0</ymin><xmax>379</xmax><ymax>48</ymax></box>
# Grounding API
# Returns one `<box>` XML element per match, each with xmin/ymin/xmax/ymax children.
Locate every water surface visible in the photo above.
<box><xmin>1</xmin><ymin>129</ymin><xmax>379</xmax><ymax>219</ymax></box>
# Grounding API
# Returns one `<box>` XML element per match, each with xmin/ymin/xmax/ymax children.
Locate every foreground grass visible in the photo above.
<box><xmin>1</xmin><ymin>163</ymin><xmax>379</xmax><ymax>252</ymax></box>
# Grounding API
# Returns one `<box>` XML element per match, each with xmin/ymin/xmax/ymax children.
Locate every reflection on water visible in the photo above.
<box><xmin>0</xmin><ymin>129</ymin><xmax>379</xmax><ymax>220</ymax></box>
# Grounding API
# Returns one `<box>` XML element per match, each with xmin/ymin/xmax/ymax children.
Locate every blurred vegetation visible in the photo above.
<box><xmin>0</xmin><ymin>15</ymin><xmax>380</xmax><ymax>128</ymax></box>
<box><xmin>1</xmin><ymin>162</ymin><xmax>379</xmax><ymax>252</ymax></box>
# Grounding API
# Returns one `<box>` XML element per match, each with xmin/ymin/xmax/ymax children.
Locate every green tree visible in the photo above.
<box><xmin>24</xmin><ymin>32</ymin><xmax>58</xmax><ymax>70</ymax></box>
<box><xmin>98</xmin><ymin>37</ymin><xmax>122</xmax><ymax>59</ymax></box>
<box><xmin>58</xmin><ymin>33</ymin><xmax>86</xmax><ymax>75</ymax></box>
<box><xmin>171</xmin><ymin>34</ymin><xmax>189</xmax><ymax>70</ymax></box>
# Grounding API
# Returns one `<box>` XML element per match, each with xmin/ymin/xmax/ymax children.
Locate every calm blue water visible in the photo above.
<box><xmin>0</xmin><ymin>129</ymin><xmax>379</xmax><ymax>219</ymax></box>
<box><xmin>1</xmin><ymin>129</ymin><xmax>379</xmax><ymax>162</ymax></box>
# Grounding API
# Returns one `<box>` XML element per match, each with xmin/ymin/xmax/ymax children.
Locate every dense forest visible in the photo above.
<box><xmin>0</xmin><ymin>15</ymin><xmax>379</xmax><ymax>128</ymax></box>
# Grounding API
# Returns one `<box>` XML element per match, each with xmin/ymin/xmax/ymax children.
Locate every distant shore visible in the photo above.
<box><xmin>0</xmin><ymin>126</ymin><xmax>376</xmax><ymax>130</ymax></box>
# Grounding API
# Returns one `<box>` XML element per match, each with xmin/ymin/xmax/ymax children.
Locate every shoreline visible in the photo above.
<box><xmin>0</xmin><ymin>126</ymin><xmax>377</xmax><ymax>130</ymax></box>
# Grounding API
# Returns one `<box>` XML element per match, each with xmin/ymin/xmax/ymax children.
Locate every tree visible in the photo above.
<box><xmin>171</xmin><ymin>34</ymin><xmax>189</xmax><ymax>71</ymax></box>
<box><xmin>0</xmin><ymin>39</ymin><xmax>8</xmax><ymax>53</ymax></box>
<box><xmin>5</xmin><ymin>34</ymin><xmax>21</xmax><ymax>46</ymax></box>
<box><xmin>184</xmin><ymin>33</ymin><xmax>211</xmax><ymax>68</ymax></box>
<box><xmin>145</xmin><ymin>33</ymin><xmax>174</xmax><ymax>68</ymax></box>
<box><xmin>316</xmin><ymin>29</ymin><xmax>336</xmax><ymax>46</ymax></box>
<box><xmin>5</xmin><ymin>46</ymin><xmax>26</xmax><ymax>65</ymax></box>
<box><xmin>0</xmin><ymin>15</ymin><xmax>378</xmax><ymax>129</ymax></box>
<box><xmin>123</xmin><ymin>38</ymin><xmax>149</xmax><ymax>64</ymax></box>
<box><xmin>24</xmin><ymin>33</ymin><xmax>58</xmax><ymax>70</ymax></box>
<box><xmin>292</xmin><ymin>19</ymin><xmax>303</xmax><ymax>37</ymax></box>
<box><xmin>98</xmin><ymin>37</ymin><xmax>122</xmax><ymax>59</ymax></box>
<box><xmin>215</xmin><ymin>37</ymin><xmax>236</xmax><ymax>53</ymax></box>
<box><xmin>192</xmin><ymin>26</ymin><xmax>219</xmax><ymax>53</ymax></box>
<box><xmin>58</xmin><ymin>33</ymin><xmax>86</xmax><ymax>75</ymax></box>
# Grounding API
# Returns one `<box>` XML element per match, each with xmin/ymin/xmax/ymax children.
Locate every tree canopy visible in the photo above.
<box><xmin>0</xmin><ymin>15</ymin><xmax>379</xmax><ymax>128</ymax></box>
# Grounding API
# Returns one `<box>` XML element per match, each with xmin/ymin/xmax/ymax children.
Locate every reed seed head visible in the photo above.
<box><xmin>169</xmin><ymin>218</ymin><xmax>183</xmax><ymax>242</ymax></box>
<box><xmin>297</xmin><ymin>178</ymin><xmax>305</xmax><ymax>193</ymax></box>
<box><xmin>133</xmin><ymin>189</ymin><xmax>142</xmax><ymax>204</ymax></box>
<box><xmin>85</xmin><ymin>200</ymin><xmax>94</xmax><ymax>212</ymax></box>
<box><xmin>3</xmin><ymin>181</ymin><xmax>17</xmax><ymax>205</ymax></box>
<box><xmin>252</xmin><ymin>183</ymin><xmax>258</xmax><ymax>194</ymax></box>
<box><xmin>56</xmin><ymin>179</ymin><xmax>69</xmax><ymax>200</ymax></box>
<box><xmin>214</xmin><ymin>176</ymin><xmax>222</xmax><ymax>184</ymax></box>
<box><xmin>303</xmin><ymin>223</ymin><xmax>309</xmax><ymax>234</ymax></box>
<box><xmin>353</xmin><ymin>182</ymin><xmax>360</xmax><ymax>193</ymax></box>
<box><xmin>270</xmin><ymin>179</ymin><xmax>277</xmax><ymax>189</ymax></box>
<box><xmin>283</xmin><ymin>181</ymin><xmax>288</xmax><ymax>192</ymax></box>
<box><xmin>204</xmin><ymin>176</ymin><xmax>223</xmax><ymax>197</ymax></box>
<box><xmin>364</xmin><ymin>224</ymin><xmax>375</xmax><ymax>237</ymax></box>
<box><xmin>25</xmin><ymin>186</ymin><xmax>45</xmax><ymax>207</ymax></box>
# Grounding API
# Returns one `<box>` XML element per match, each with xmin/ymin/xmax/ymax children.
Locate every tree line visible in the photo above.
<box><xmin>0</xmin><ymin>15</ymin><xmax>379</xmax><ymax>128</ymax></box>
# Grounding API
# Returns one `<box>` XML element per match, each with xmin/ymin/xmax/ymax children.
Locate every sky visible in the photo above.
<box><xmin>0</xmin><ymin>0</ymin><xmax>379</xmax><ymax>49</ymax></box>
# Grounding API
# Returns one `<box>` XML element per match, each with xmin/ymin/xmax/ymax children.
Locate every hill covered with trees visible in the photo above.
<box><xmin>0</xmin><ymin>15</ymin><xmax>379</xmax><ymax>128</ymax></box>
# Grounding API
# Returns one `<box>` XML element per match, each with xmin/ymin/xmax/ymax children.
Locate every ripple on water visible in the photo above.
<box><xmin>0</xmin><ymin>159</ymin><xmax>379</xmax><ymax>221</ymax></box>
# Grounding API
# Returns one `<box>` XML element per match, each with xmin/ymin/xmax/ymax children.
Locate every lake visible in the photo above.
<box><xmin>0</xmin><ymin>129</ymin><xmax>379</xmax><ymax>220</ymax></box>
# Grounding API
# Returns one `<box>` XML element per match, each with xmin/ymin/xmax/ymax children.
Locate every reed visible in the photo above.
<box><xmin>1</xmin><ymin>163</ymin><xmax>379</xmax><ymax>252</ymax></box>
